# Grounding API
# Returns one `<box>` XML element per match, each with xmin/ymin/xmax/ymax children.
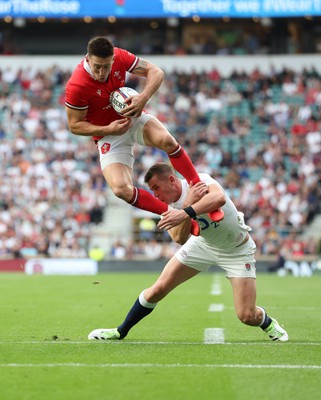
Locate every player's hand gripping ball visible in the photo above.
<box><xmin>110</xmin><ymin>87</ymin><xmax>139</xmax><ymax>115</ymax></box>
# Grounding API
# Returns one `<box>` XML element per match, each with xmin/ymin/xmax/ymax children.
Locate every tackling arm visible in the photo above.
<box><xmin>166</xmin><ymin>219</ymin><xmax>191</xmax><ymax>245</ymax></box>
<box><xmin>158</xmin><ymin>183</ymin><xmax>226</xmax><ymax>233</ymax></box>
<box><xmin>187</xmin><ymin>183</ymin><xmax>226</xmax><ymax>216</ymax></box>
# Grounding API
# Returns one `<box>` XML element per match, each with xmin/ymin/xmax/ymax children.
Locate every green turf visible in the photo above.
<box><xmin>0</xmin><ymin>272</ymin><xmax>320</xmax><ymax>400</ymax></box>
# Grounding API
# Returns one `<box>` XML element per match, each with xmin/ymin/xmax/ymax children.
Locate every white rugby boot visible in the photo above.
<box><xmin>88</xmin><ymin>328</ymin><xmax>121</xmax><ymax>340</ymax></box>
<box><xmin>264</xmin><ymin>318</ymin><xmax>289</xmax><ymax>342</ymax></box>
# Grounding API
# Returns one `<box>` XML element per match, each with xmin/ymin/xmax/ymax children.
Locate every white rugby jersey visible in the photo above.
<box><xmin>170</xmin><ymin>173</ymin><xmax>252</xmax><ymax>249</ymax></box>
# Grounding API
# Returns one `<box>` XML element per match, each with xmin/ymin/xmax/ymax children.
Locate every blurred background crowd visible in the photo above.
<box><xmin>1</xmin><ymin>15</ymin><xmax>320</xmax><ymax>56</ymax></box>
<box><xmin>0</xmin><ymin>61</ymin><xmax>320</xmax><ymax>261</ymax></box>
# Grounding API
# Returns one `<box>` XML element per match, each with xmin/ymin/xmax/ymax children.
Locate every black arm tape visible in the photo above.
<box><xmin>183</xmin><ymin>206</ymin><xmax>197</xmax><ymax>219</ymax></box>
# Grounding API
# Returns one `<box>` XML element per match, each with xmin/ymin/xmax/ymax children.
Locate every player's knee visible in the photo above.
<box><xmin>156</xmin><ymin>134</ymin><xmax>177</xmax><ymax>153</ymax></box>
<box><xmin>112</xmin><ymin>185</ymin><xmax>133</xmax><ymax>202</ymax></box>
<box><xmin>164</xmin><ymin>136</ymin><xmax>178</xmax><ymax>152</ymax></box>
<box><xmin>237</xmin><ymin>309</ymin><xmax>255</xmax><ymax>325</ymax></box>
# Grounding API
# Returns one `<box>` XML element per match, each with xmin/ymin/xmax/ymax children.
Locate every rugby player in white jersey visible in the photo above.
<box><xmin>88</xmin><ymin>163</ymin><xmax>288</xmax><ymax>342</ymax></box>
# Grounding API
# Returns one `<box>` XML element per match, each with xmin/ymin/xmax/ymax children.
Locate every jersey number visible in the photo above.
<box><xmin>197</xmin><ymin>217</ymin><xmax>220</xmax><ymax>231</ymax></box>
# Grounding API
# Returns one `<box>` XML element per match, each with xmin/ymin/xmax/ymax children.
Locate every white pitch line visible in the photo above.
<box><xmin>0</xmin><ymin>363</ymin><xmax>320</xmax><ymax>369</ymax></box>
<box><xmin>0</xmin><ymin>341</ymin><xmax>321</xmax><ymax>346</ymax></box>
<box><xmin>208</xmin><ymin>303</ymin><xmax>224</xmax><ymax>312</ymax></box>
<box><xmin>204</xmin><ymin>328</ymin><xmax>225</xmax><ymax>344</ymax></box>
<box><xmin>210</xmin><ymin>275</ymin><xmax>222</xmax><ymax>295</ymax></box>
<box><xmin>210</xmin><ymin>284</ymin><xmax>221</xmax><ymax>296</ymax></box>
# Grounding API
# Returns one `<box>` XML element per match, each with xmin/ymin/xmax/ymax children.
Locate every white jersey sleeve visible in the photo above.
<box><xmin>170</xmin><ymin>173</ymin><xmax>252</xmax><ymax>249</ymax></box>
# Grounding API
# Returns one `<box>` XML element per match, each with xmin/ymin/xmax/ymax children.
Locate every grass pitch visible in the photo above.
<box><xmin>0</xmin><ymin>271</ymin><xmax>320</xmax><ymax>400</ymax></box>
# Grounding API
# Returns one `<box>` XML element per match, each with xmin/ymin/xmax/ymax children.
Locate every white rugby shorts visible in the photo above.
<box><xmin>97</xmin><ymin>112</ymin><xmax>154</xmax><ymax>170</ymax></box>
<box><xmin>175</xmin><ymin>235</ymin><xmax>257</xmax><ymax>278</ymax></box>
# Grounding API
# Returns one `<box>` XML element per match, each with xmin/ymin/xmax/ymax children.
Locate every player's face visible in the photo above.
<box><xmin>147</xmin><ymin>175</ymin><xmax>178</xmax><ymax>204</ymax></box>
<box><xmin>88</xmin><ymin>55</ymin><xmax>114</xmax><ymax>82</ymax></box>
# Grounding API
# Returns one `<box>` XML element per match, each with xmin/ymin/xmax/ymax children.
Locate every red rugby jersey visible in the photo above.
<box><xmin>65</xmin><ymin>47</ymin><xmax>139</xmax><ymax>141</ymax></box>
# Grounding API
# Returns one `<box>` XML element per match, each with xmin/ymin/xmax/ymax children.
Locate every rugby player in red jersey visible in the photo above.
<box><xmin>65</xmin><ymin>36</ymin><xmax>224</xmax><ymax>235</ymax></box>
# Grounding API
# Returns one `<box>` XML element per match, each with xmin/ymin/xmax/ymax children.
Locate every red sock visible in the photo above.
<box><xmin>131</xmin><ymin>188</ymin><xmax>202</xmax><ymax>236</ymax></box>
<box><xmin>168</xmin><ymin>145</ymin><xmax>200</xmax><ymax>185</ymax></box>
<box><xmin>168</xmin><ymin>145</ymin><xmax>225</xmax><ymax>222</ymax></box>
<box><xmin>130</xmin><ymin>188</ymin><xmax>168</xmax><ymax>215</ymax></box>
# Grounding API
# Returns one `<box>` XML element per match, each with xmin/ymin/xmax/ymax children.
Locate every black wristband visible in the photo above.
<box><xmin>183</xmin><ymin>206</ymin><xmax>197</xmax><ymax>219</ymax></box>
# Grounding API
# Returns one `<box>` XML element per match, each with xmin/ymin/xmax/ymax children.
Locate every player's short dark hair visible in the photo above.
<box><xmin>144</xmin><ymin>163</ymin><xmax>175</xmax><ymax>184</ymax></box>
<box><xmin>87</xmin><ymin>36</ymin><xmax>114</xmax><ymax>58</ymax></box>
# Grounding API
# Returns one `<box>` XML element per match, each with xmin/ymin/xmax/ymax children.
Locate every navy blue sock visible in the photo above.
<box><xmin>260</xmin><ymin>312</ymin><xmax>272</xmax><ymax>330</ymax></box>
<box><xmin>117</xmin><ymin>296</ymin><xmax>156</xmax><ymax>339</ymax></box>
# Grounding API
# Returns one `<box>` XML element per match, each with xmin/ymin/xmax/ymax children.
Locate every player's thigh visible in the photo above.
<box><xmin>142</xmin><ymin>117</ymin><xmax>177</xmax><ymax>150</ymax></box>
<box><xmin>147</xmin><ymin>257</ymin><xmax>200</xmax><ymax>300</ymax></box>
<box><xmin>102</xmin><ymin>162</ymin><xmax>133</xmax><ymax>190</ymax></box>
<box><xmin>229</xmin><ymin>277</ymin><xmax>257</xmax><ymax>312</ymax></box>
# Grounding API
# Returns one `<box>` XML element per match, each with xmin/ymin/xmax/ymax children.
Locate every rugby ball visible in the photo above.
<box><xmin>110</xmin><ymin>87</ymin><xmax>139</xmax><ymax>115</ymax></box>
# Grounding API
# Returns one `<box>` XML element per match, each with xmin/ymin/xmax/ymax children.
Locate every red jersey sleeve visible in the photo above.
<box><xmin>114</xmin><ymin>47</ymin><xmax>139</xmax><ymax>72</ymax></box>
<box><xmin>65</xmin><ymin>61</ymin><xmax>90</xmax><ymax>111</ymax></box>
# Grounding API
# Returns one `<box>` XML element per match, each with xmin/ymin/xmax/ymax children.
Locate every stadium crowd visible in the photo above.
<box><xmin>0</xmin><ymin>63</ymin><xmax>320</xmax><ymax>260</ymax></box>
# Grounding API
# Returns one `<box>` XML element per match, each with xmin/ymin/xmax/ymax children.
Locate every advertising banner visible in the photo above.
<box><xmin>25</xmin><ymin>258</ymin><xmax>98</xmax><ymax>275</ymax></box>
<box><xmin>0</xmin><ymin>259</ymin><xmax>26</xmax><ymax>272</ymax></box>
<box><xmin>0</xmin><ymin>0</ymin><xmax>320</xmax><ymax>18</ymax></box>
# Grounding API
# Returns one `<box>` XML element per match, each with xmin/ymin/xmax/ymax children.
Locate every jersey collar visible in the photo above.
<box><xmin>83</xmin><ymin>55</ymin><xmax>95</xmax><ymax>79</ymax></box>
